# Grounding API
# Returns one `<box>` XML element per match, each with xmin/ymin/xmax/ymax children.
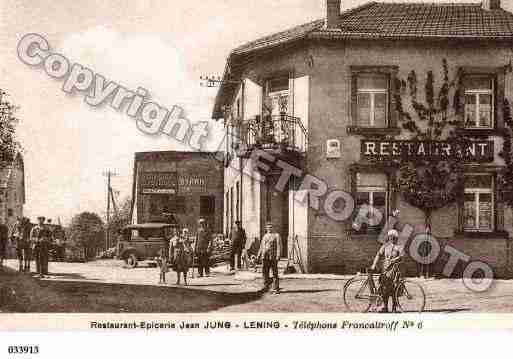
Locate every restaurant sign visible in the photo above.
<box><xmin>361</xmin><ymin>140</ymin><xmax>494</xmax><ymax>162</ymax></box>
<box><xmin>140</xmin><ymin>172</ymin><xmax>177</xmax><ymax>194</ymax></box>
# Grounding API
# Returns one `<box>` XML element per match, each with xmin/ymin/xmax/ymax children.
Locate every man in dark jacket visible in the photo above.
<box><xmin>30</xmin><ymin>216</ymin><xmax>51</xmax><ymax>277</ymax></box>
<box><xmin>0</xmin><ymin>218</ymin><xmax>8</xmax><ymax>270</ymax></box>
<box><xmin>229</xmin><ymin>220</ymin><xmax>247</xmax><ymax>271</ymax></box>
<box><xmin>195</xmin><ymin>218</ymin><xmax>212</xmax><ymax>277</ymax></box>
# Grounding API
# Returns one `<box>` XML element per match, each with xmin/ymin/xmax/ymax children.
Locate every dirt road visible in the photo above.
<box><xmin>3</xmin><ymin>259</ymin><xmax>513</xmax><ymax>312</ymax></box>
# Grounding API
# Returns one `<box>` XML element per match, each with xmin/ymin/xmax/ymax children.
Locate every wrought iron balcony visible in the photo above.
<box><xmin>237</xmin><ymin>114</ymin><xmax>307</xmax><ymax>156</ymax></box>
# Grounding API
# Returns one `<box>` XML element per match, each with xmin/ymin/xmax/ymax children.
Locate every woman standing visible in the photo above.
<box><xmin>169</xmin><ymin>228</ymin><xmax>192</xmax><ymax>285</ymax></box>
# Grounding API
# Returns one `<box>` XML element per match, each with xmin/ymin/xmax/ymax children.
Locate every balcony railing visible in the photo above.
<box><xmin>238</xmin><ymin>114</ymin><xmax>307</xmax><ymax>154</ymax></box>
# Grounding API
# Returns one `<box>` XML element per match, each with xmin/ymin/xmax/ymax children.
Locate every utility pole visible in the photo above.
<box><xmin>103</xmin><ymin>170</ymin><xmax>118</xmax><ymax>251</ymax></box>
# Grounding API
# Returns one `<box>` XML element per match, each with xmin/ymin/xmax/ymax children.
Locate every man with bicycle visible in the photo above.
<box><xmin>370</xmin><ymin>229</ymin><xmax>404</xmax><ymax>313</ymax></box>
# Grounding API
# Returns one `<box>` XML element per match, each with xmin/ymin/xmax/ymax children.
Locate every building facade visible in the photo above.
<box><xmin>213</xmin><ymin>0</ymin><xmax>513</xmax><ymax>276</ymax></box>
<box><xmin>131</xmin><ymin>151</ymin><xmax>224</xmax><ymax>234</ymax></box>
<box><xmin>0</xmin><ymin>153</ymin><xmax>26</xmax><ymax>258</ymax></box>
<box><xmin>0</xmin><ymin>153</ymin><xmax>25</xmax><ymax>225</ymax></box>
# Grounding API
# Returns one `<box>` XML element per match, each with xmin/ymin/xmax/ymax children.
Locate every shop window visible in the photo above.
<box><xmin>464</xmin><ymin>174</ymin><xmax>494</xmax><ymax>232</ymax></box>
<box><xmin>464</xmin><ymin>75</ymin><xmax>494</xmax><ymax>129</ymax></box>
<box><xmin>200</xmin><ymin>196</ymin><xmax>215</xmax><ymax>217</ymax></box>
<box><xmin>169</xmin><ymin>195</ymin><xmax>186</xmax><ymax>213</ymax></box>
<box><xmin>354</xmin><ymin>173</ymin><xmax>388</xmax><ymax>233</ymax></box>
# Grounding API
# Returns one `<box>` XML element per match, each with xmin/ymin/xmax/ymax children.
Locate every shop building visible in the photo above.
<box><xmin>213</xmin><ymin>0</ymin><xmax>513</xmax><ymax>276</ymax></box>
<box><xmin>131</xmin><ymin>151</ymin><xmax>224</xmax><ymax>234</ymax></box>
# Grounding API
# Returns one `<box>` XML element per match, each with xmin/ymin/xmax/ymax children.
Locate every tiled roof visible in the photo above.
<box><xmin>213</xmin><ymin>1</ymin><xmax>513</xmax><ymax>118</ymax></box>
<box><xmin>231</xmin><ymin>19</ymin><xmax>325</xmax><ymax>56</ymax></box>
<box><xmin>233</xmin><ymin>2</ymin><xmax>513</xmax><ymax>57</ymax></box>
<box><xmin>317</xmin><ymin>2</ymin><xmax>513</xmax><ymax>39</ymax></box>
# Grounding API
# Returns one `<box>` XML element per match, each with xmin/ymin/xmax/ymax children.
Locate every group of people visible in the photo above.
<box><xmin>156</xmin><ymin>218</ymin><xmax>283</xmax><ymax>294</ymax></box>
<box><xmin>0</xmin><ymin>215</ymin><xmax>58</xmax><ymax>278</ymax></box>
<box><xmin>158</xmin><ymin>218</ymin><xmax>213</xmax><ymax>285</ymax></box>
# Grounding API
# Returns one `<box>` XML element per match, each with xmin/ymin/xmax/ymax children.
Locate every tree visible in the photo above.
<box><xmin>68</xmin><ymin>212</ymin><xmax>105</xmax><ymax>260</ymax></box>
<box><xmin>392</xmin><ymin>60</ymin><xmax>472</xmax><ymax>231</ymax></box>
<box><xmin>108</xmin><ymin>197</ymin><xmax>132</xmax><ymax>243</ymax></box>
<box><xmin>0</xmin><ymin>89</ymin><xmax>22</xmax><ymax>162</ymax></box>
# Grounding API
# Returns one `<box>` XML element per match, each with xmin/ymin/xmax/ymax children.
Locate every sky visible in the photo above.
<box><xmin>0</xmin><ymin>0</ymin><xmax>511</xmax><ymax>224</ymax></box>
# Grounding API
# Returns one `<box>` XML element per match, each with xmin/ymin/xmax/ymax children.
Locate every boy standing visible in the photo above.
<box><xmin>157</xmin><ymin>247</ymin><xmax>168</xmax><ymax>284</ymax></box>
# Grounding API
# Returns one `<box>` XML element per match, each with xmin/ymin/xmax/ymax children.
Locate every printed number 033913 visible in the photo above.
<box><xmin>8</xmin><ymin>346</ymin><xmax>39</xmax><ymax>355</ymax></box>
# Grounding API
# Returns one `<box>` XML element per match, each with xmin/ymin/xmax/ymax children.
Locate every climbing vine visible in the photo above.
<box><xmin>392</xmin><ymin>59</ymin><xmax>471</xmax><ymax>230</ymax></box>
<box><xmin>499</xmin><ymin>98</ymin><xmax>513</xmax><ymax>209</ymax></box>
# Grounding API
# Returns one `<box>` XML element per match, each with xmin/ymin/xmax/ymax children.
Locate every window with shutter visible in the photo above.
<box><xmin>348</xmin><ymin>66</ymin><xmax>399</xmax><ymax>136</ymax></box>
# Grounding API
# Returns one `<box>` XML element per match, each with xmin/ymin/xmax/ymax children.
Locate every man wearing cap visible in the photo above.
<box><xmin>229</xmin><ymin>220</ymin><xmax>247</xmax><ymax>271</ymax></box>
<box><xmin>257</xmin><ymin>221</ymin><xmax>282</xmax><ymax>293</ymax></box>
<box><xmin>30</xmin><ymin>216</ymin><xmax>51</xmax><ymax>277</ymax></box>
<box><xmin>371</xmin><ymin>229</ymin><xmax>404</xmax><ymax>313</ymax></box>
<box><xmin>30</xmin><ymin>216</ymin><xmax>44</xmax><ymax>276</ymax></box>
<box><xmin>195</xmin><ymin>218</ymin><xmax>212</xmax><ymax>277</ymax></box>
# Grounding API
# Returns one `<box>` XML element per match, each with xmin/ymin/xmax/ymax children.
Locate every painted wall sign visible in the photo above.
<box><xmin>361</xmin><ymin>140</ymin><xmax>494</xmax><ymax>162</ymax></box>
<box><xmin>140</xmin><ymin>172</ymin><xmax>177</xmax><ymax>194</ymax></box>
<box><xmin>178</xmin><ymin>175</ymin><xmax>207</xmax><ymax>192</ymax></box>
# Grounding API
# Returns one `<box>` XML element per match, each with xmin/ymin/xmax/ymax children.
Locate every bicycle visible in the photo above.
<box><xmin>343</xmin><ymin>264</ymin><xmax>426</xmax><ymax>313</ymax></box>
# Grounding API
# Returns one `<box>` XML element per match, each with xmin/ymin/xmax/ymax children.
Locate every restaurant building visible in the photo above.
<box><xmin>213</xmin><ymin>0</ymin><xmax>513</xmax><ymax>276</ymax></box>
<box><xmin>131</xmin><ymin>151</ymin><xmax>224</xmax><ymax>234</ymax></box>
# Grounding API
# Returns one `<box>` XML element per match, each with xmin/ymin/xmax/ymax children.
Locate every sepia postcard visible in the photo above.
<box><xmin>2</xmin><ymin>0</ymin><xmax>513</xmax><ymax>348</ymax></box>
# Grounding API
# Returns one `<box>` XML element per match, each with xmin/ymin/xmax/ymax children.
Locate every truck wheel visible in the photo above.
<box><xmin>126</xmin><ymin>254</ymin><xmax>138</xmax><ymax>268</ymax></box>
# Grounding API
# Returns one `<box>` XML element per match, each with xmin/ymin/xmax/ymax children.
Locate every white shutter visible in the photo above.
<box><xmin>244</xmin><ymin>78</ymin><xmax>262</xmax><ymax>121</ymax></box>
<box><xmin>293</xmin><ymin>75</ymin><xmax>309</xmax><ymax>150</ymax></box>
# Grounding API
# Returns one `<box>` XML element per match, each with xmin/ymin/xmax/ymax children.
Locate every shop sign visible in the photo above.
<box><xmin>140</xmin><ymin>172</ymin><xmax>177</xmax><ymax>194</ymax></box>
<box><xmin>178</xmin><ymin>175</ymin><xmax>207</xmax><ymax>192</ymax></box>
<box><xmin>361</xmin><ymin>140</ymin><xmax>494</xmax><ymax>162</ymax></box>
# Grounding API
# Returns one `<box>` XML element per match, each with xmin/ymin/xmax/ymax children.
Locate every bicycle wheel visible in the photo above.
<box><xmin>343</xmin><ymin>277</ymin><xmax>373</xmax><ymax>313</ymax></box>
<box><xmin>395</xmin><ymin>280</ymin><xmax>426</xmax><ymax>313</ymax></box>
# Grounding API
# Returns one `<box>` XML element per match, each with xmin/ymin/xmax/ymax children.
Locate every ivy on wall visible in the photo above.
<box><xmin>499</xmin><ymin>99</ymin><xmax>513</xmax><ymax>209</ymax></box>
<box><xmin>392</xmin><ymin>60</ymin><xmax>470</xmax><ymax>229</ymax></box>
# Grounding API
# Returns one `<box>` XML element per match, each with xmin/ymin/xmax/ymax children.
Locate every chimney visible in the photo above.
<box><xmin>482</xmin><ymin>0</ymin><xmax>501</xmax><ymax>10</ymax></box>
<box><xmin>326</xmin><ymin>0</ymin><xmax>341</xmax><ymax>28</ymax></box>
